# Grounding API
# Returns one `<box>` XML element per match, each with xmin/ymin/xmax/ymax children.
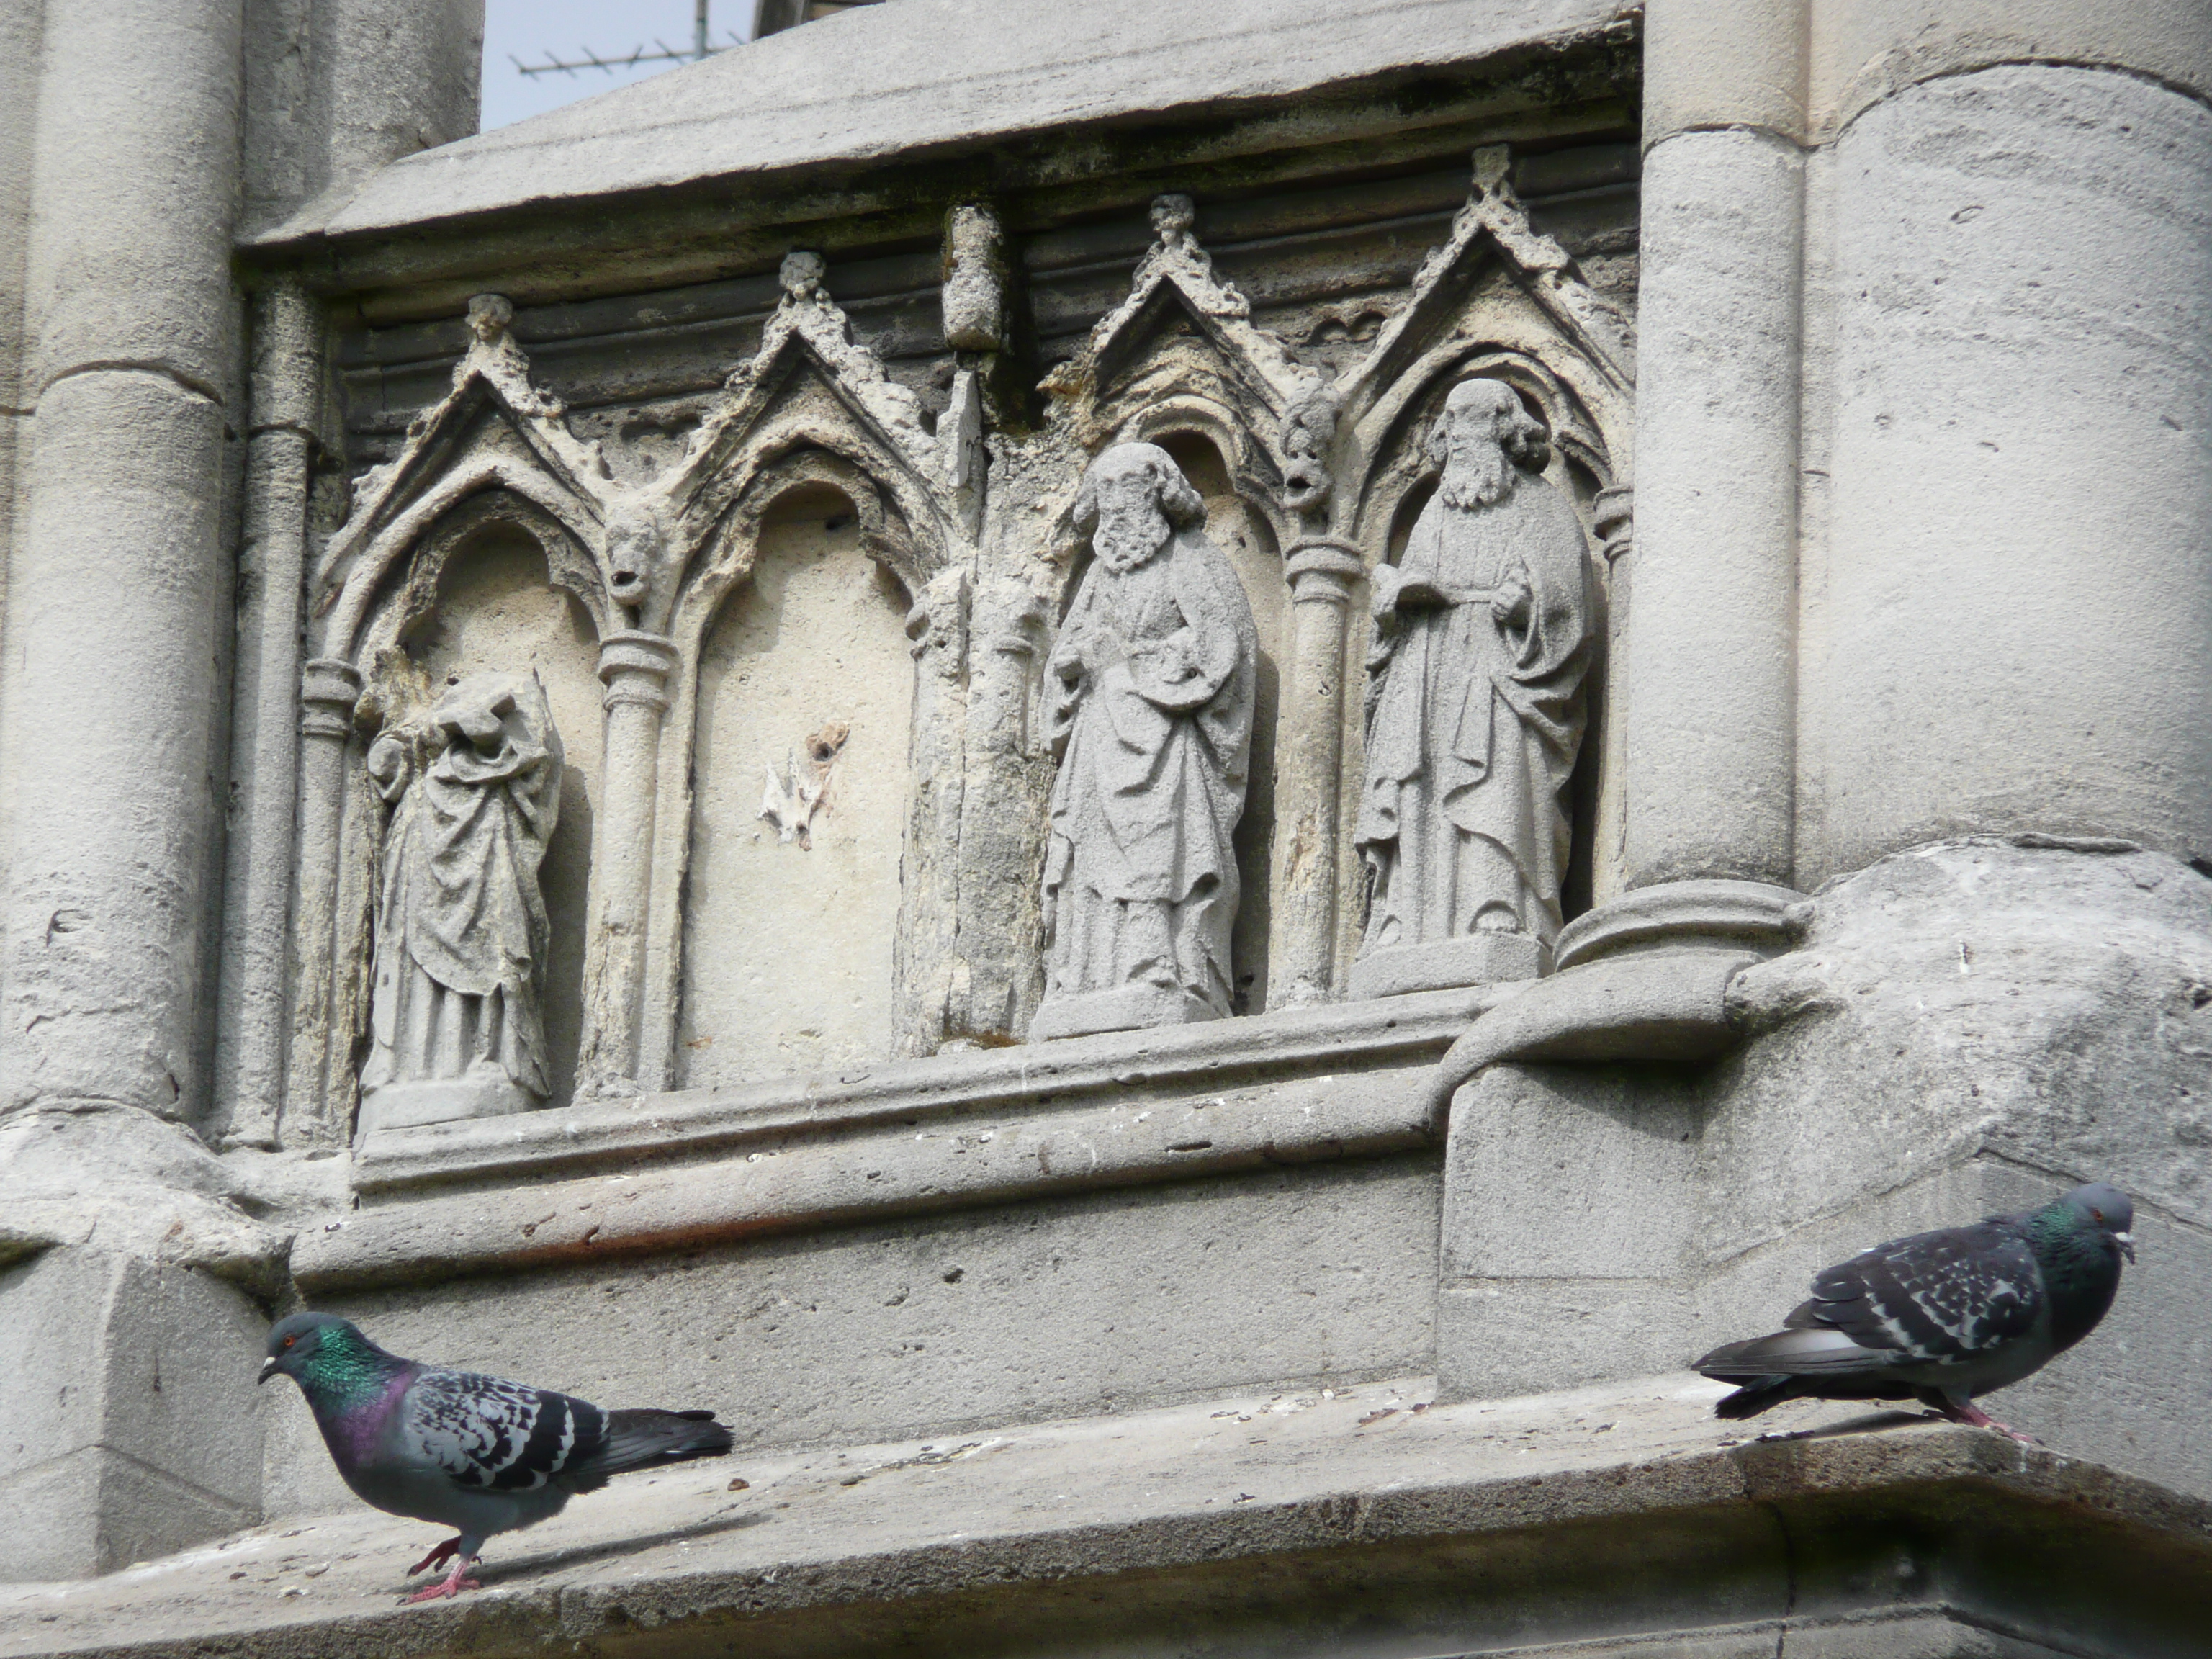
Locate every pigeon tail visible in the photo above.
<box><xmin>569</xmin><ymin>1408</ymin><xmax>734</xmax><ymax>1489</ymax></box>
<box><xmin>1711</xmin><ymin>1375</ymin><xmax>1808</xmax><ymax>1420</ymax></box>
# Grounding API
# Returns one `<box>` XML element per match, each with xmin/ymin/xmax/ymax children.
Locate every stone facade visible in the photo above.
<box><xmin>3</xmin><ymin>0</ymin><xmax>2212</xmax><ymax>1652</ymax></box>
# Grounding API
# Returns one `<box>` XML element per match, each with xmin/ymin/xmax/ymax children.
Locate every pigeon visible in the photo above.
<box><xmin>260</xmin><ymin>1312</ymin><xmax>735</xmax><ymax>1601</ymax></box>
<box><xmin>1694</xmin><ymin>1182</ymin><xmax>2135</xmax><ymax>1444</ymax></box>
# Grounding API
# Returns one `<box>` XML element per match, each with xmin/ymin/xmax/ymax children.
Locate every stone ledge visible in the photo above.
<box><xmin>356</xmin><ymin>984</ymin><xmax>1501</xmax><ymax>1195</ymax></box>
<box><xmin>305</xmin><ymin>988</ymin><xmax>1501</xmax><ymax>1292</ymax></box>
<box><xmin>5</xmin><ymin>1375</ymin><xmax>2208</xmax><ymax>1658</ymax></box>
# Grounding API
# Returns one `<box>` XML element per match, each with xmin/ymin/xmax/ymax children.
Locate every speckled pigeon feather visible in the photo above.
<box><xmin>405</xmin><ymin>1369</ymin><xmax>611</xmax><ymax>1493</ymax></box>
<box><xmin>261</xmin><ymin>1312</ymin><xmax>734</xmax><ymax>1599</ymax></box>
<box><xmin>1786</xmin><ymin>1220</ymin><xmax>2041</xmax><ymax>1365</ymax></box>
<box><xmin>1695</xmin><ymin>1182</ymin><xmax>2134</xmax><ymax>1428</ymax></box>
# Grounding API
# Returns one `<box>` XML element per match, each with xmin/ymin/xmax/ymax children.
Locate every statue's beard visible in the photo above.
<box><xmin>1094</xmin><ymin>500</ymin><xmax>1173</xmax><ymax>573</ymax></box>
<box><xmin>1439</xmin><ymin>443</ymin><xmax>1511</xmax><ymax>509</ymax></box>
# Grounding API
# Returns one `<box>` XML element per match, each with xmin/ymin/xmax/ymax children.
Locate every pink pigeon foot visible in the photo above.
<box><xmin>406</xmin><ymin>1537</ymin><xmax>462</xmax><ymax>1577</ymax></box>
<box><xmin>1946</xmin><ymin>1399</ymin><xmax>2040</xmax><ymax>1447</ymax></box>
<box><xmin>400</xmin><ymin>1552</ymin><xmax>481</xmax><ymax>1603</ymax></box>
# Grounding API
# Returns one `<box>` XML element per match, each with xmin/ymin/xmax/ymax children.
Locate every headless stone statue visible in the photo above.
<box><xmin>357</xmin><ymin>670</ymin><xmax>563</xmax><ymax>1135</ymax></box>
<box><xmin>1031</xmin><ymin>443</ymin><xmax>1258</xmax><ymax>1041</ymax></box>
<box><xmin>1350</xmin><ymin>379</ymin><xmax>1596</xmax><ymax>997</ymax></box>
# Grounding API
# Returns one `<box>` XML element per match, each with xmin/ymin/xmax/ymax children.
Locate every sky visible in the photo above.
<box><xmin>481</xmin><ymin>0</ymin><xmax>755</xmax><ymax>130</ymax></box>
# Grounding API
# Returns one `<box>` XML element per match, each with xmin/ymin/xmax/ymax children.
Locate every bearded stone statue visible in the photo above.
<box><xmin>356</xmin><ymin>670</ymin><xmax>563</xmax><ymax>1135</ymax></box>
<box><xmin>1032</xmin><ymin>443</ymin><xmax>1259</xmax><ymax>1041</ymax></box>
<box><xmin>1350</xmin><ymin>378</ymin><xmax>1597</xmax><ymax>997</ymax></box>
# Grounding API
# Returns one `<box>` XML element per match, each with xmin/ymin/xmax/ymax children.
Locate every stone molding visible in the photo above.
<box><xmin>350</xmin><ymin>981</ymin><xmax>1501</xmax><ymax>1197</ymax></box>
<box><xmin>1552</xmin><ymin>877</ymin><xmax>1801</xmax><ymax>971</ymax></box>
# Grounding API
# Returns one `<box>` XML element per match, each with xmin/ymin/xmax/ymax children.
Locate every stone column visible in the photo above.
<box><xmin>580</xmin><ymin>629</ymin><xmax>678</xmax><ymax>1092</ymax></box>
<box><xmin>1591</xmin><ymin>0</ymin><xmax>1807</xmax><ymax>958</ymax></box>
<box><xmin>1802</xmin><ymin>42</ymin><xmax>2212</xmax><ymax>878</ymax></box>
<box><xmin>1</xmin><ymin>0</ymin><xmax>244</xmax><ymax>1120</ymax></box>
<box><xmin>1267</xmin><ymin>538</ymin><xmax>1363</xmax><ymax>1007</ymax></box>
<box><xmin>211</xmin><ymin>282</ymin><xmax>323</xmax><ymax>1148</ymax></box>
<box><xmin>285</xmin><ymin>657</ymin><xmax>364</xmax><ymax>1146</ymax></box>
<box><xmin>0</xmin><ymin>0</ymin><xmax>269</xmax><ymax>1581</ymax></box>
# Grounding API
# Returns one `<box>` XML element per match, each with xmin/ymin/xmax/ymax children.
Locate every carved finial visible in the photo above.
<box><xmin>1470</xmin><ymin>145</ymin><xmax>1513</xmax><ymax>197</ymax></box>
<box><xmin>780</xmin><ymin>250</ymin><xmax>828</xmax><ymax>304</ymax></box>
<box><xmin>1150</xmin><ymin>193</ymin><xmax>1197</xmax><ymax>249</ymax></box>
<box><xmin>942</xmin><ymin>204</ymin><xmax>1008</xmax><ymax>352</ymax></box>
<box><xmin>466</xmin><ymin>293</ymin><xmax>515</xmax><ymax>343</ymax></box>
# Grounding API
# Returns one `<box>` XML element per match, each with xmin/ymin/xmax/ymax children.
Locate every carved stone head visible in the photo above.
<box><xmin>466</xmin><ymin>293</ymin><xmax>515</xmax><ymax>343</ymax></box>
<box><xmin>780</xmin><ymin>250</ymin><xmax>828</xmax><ymax>303</ymax></box>
<box><xmin>1074</xmin><ymin>443</ymin><xmax>1205</xmax><ymax>575</ymax></box>
<box><xmin>1428</xmin><ymin>378</ymin><xmax>1551</xmax><ymax>508</ymax></box>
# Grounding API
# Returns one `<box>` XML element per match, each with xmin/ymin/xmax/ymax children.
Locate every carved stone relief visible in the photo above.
<box><xmin>280</xmin><ymin>142</ymin><xmax>1637</xmax><ymax>1136</ymax></box>
<box><xmin>1031</xmin><ymin>444</ymin><xmax>1259</xmax><ymax>1041</ymax></box>
<box><xmin>1349</xmin><ymin>379</ymin><xmax>1598</xmax><ymax>997</ymax></box>
<box><xmin>356</xmin><ymin>670</ymin><xmax>564</xmax><ymax>1136</ymax></box>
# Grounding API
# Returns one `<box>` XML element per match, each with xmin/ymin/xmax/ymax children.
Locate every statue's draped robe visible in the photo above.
<box><xmin>1044</xmin><ymin>527</ymin><xmax>1257</xmax><ymax>1014</ymax></box>
<box><xmin>362</xmin><ymin>678</ymin><xmax>562</xmax><ymax>1103</ymax></box>
<box><xmin>1357</xmin><ymin>469</ymin><xmax>1594</xmax><ymax>959</ymax></box>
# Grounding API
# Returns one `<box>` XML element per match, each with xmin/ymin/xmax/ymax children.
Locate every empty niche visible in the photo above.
<box><xmin>1156</xmin><ymin>431</ymin><xmax>1282</xmax><ymax>1015</ymax></box>
<box><xmin>680</xmin><ymin>482</ymin><xmax>914</xmax><ymax>1085</ymax></box>
<box><xmin>397</xmin><ymin>526</ymin><xmax>601</xmax><ymax>1110</ymax></box>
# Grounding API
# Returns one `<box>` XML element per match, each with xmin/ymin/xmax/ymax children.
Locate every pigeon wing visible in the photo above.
<box><xmin>404</xmin><ymin>1369</ymin><xmax>609</xmax><ymax>1493</ymax></box>
<box><xmin>1807</xmin><ymin>1220</ymin><xmax>2042</xmax><ymax>1364</ymax></box>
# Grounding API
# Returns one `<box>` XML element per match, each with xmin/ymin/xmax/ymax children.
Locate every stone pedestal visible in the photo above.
<box><xmin>1029</xmin><ymin>981</ymin><xmax>1220</xmax><ymax>1042</ymax></box>
<box><xmin>1345</xmin><ymin>932</ymin><xmax>1540</xmax><ymax>1000</ymax></box>
<box><xmin>355</xmin><ymin>1070</ymin><xmax>533</xmax><ymax>1138</ymax></box>
<box><xmin>0</xmin><ymin>1248</ymin><xmax>266</xmax><ymax>1583</ymax></box>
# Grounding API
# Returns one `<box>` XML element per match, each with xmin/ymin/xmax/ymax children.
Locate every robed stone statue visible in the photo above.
<box><xmin>356</xmin><ymin>670</ymin><xmax>563</xmax><ymax>1134</ymax></box>
<box><xmin>1349</xmin><ymin>378</ymin><xmax>1596</xmax><ymax>997</ymax></box>
<box><xmin>1032</xmin><ymin>443</ymin><xmax>1258</xmax><ymax>1041</ymax></box>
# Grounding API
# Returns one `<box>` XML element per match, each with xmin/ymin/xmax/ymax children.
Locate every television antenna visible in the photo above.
<box><xmin>513</xmin><ymin>0</ymin><xmax>742</xmax><ymax>78</ymax></box>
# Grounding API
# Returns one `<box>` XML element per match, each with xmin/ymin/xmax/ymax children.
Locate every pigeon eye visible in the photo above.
<box><xmin>283</xmin><ymin>1336</ymin><xmax>296</xmax><ymax>1349</ymax></box>
<box><xmin>2092</xmin><ymin>1209</ymin><xmax>2105</xmax><ymax>1223</ymax></box>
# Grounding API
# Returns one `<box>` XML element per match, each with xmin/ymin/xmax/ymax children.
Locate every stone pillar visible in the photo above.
<box><xmin>1267</xmin><ymin>538</ymin><xmax>1362</xmax><ymax>1007</ymax></box>
<box><xmin>0</xmin><ymin>0</ymin><xmax>271</xmax><ymax>1582</ymax></box>
<box><xmin>1609</xmin><ymin>0</ymin><xmax>1804</xmax><ymax>930</ymax></box>
<box><xmin>1</xmin><ymin>0</ymin><xmax>244</xmax><ymax>1120</ymax></box>
<box><xmin>1802</xmin><ymin>55</ymin><xmax>2212</xmax><ymax>878</ymax></box>
<box><xmin>211</xmin><ymin>282</ymin><xmax>323</xmax><ymax>1148</ymax></box>
<box><xmin>579</xmin><ymin>630</ymin><xmax>678</xmax><ymax>1093</ymax></box>
<box><xmin>286</xmin><ymin>657</ymin><xmax>365</xmax><ymax>1146</ymax></box>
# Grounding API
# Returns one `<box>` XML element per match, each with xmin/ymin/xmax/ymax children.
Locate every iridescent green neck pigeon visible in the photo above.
<box><xmin>1694</xmin><ymin>1182</ymin><xmax>2135</xmax><ymax>1444</ymax></box>
<box><xmin>261</xmin><ymin>1313</ymin><xmax>735</xmax><ymax>1601</ymax></box>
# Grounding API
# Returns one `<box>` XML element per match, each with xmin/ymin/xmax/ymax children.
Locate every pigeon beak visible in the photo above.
<box><xmin>2116</xmin><ymin>1232</ymin><xmax>2137</xmax><ymax>1264</ymax></box>
<box><xmin>258</xmin><ymin>1357</ymin><xmax>279</xmax><ymax>1385</ymax></box>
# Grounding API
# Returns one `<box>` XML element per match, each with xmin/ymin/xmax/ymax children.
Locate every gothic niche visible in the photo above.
<box><xmin>678</xmin><ymin>476</ymin><xmax>917</xmax><ymax>1087</ymax></box>
<box><xmin>357</xmin><ymin>670</ymin><xmax>566</xmax><ymax>1136</ymax></box>
<box><xmin>1348</xmin><ymin>378</ymin><xmax>1599</xmax><ymax>997</ymax></box>
<box><xmin>1031</xmin><ymin>443</ymin><xmax>1259</xmax><ymax>1042</ymax></box>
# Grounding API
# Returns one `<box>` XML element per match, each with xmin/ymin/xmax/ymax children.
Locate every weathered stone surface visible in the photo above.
<box><xmin>358</xmin><ymin>671</ymin><xmax>565</xmax><ymax>1136</ymax></box>
<box><xmin>9</xmin><ymin>1380</ymin><xmax>2212</xmax><ymax>1657</ymax></box>
<box><xmin>289</xmin><ymin>0</ymin><xmax>1629</xmax><ymax>242</ymax></box>
<box><xmin>1353</xmin><ymin>379</ymin><xmax>1597</xmax><ymax>990</ymax></box>
<box><xmin>1800</xmin><ymin>66</ymin><xmax>2212</xmax><ymax>884</ymax></box>
<box><xmin>1036</xmin><ymin>444</ymin><xmax>1258</xmax><ymax>1039</ymax></box>
<box><xmin>1439</xmin><ymin>841</ymin><xmax>2212</xmax><ymax>1498</ymax></box>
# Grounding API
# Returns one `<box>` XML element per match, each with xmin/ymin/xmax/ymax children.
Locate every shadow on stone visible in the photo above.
<box><xmin>469</xmin><ymin>1507</ymin><xmax>769</xmax><ymax>1587</ymax></box>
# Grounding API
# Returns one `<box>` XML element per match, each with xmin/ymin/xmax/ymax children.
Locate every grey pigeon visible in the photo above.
<box><xmin>1694</xmin><ymin>1182</ymin><xmax>2135</xmax><ymax>1444</ymax></box>
<box><xmin>261</xmin><ymin>1312</ymin><xmax>734</xmax><ymax>1601</ymax></box>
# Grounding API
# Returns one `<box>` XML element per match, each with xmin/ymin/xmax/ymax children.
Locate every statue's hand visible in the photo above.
<box><xmin>1369</xmin><ymin>562</ymin><xmax>1403</xmax><ymax>621</ymax></box>
<box><xmin>1492</xmin><ymin>568</ymin><xmax>1532</xmax><ymax>628</ymax></box>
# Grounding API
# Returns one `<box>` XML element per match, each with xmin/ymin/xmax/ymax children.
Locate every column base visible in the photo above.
<box><xmin>1030</xmin><ymin>984</ymin><xmax>1220</xmax><ymax>1042</ymax></box>
<box><xmin>356</xmin><ymin>1071</ymin><xmax>533</xmax><ymax>1138</ymax></box>
<box><xmin>1346</xmin><ymin>932</ymin><xmax>1542</xmax><ymax>1000</ymax></box>
<box><xmin>1552</xmin><ymin>878</ymin><xmax>1799</xmax><ymax>971</ymax></box>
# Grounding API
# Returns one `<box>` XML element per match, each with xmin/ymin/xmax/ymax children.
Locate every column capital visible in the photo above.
<box><xmin>298</xmin><ymin>658</ymin><xmax>362</xmax><ymax>739</ymax></box>
<box><xmin>598</xmin><ymin>630</ymin><xmax>680</xmax><ymax>711</ymax></box>
<box><xmin>1284</xmin><ymin>539</ymin><xmax>1364</xmax><ymax>604</ymax></box>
